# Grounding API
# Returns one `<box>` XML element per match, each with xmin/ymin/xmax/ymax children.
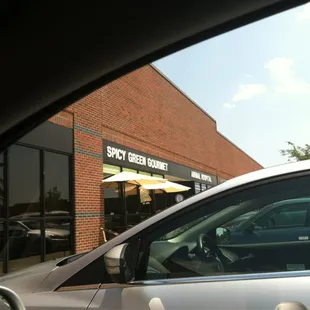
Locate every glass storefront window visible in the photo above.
<box><xmin>122</xmin><ymin>168</ymin><xmax>137</xmax><ymax>173</ymax></box>
<box><xmin>8</xmin><ymin>145</ymin><xmax>40</xmax><ymax>218</ymax></box>
<box><xmin>104</xmin><ymin>165</ymin><xmax>122</xmax><ymax>232</ymax></box>
<box><xmin>194</xmin><ymin>182</ymin><xmax>201</xmax><ymax>194</ymax></box>
<box><xmin>44</xmin><ymin>152</ymin><xmax>71</xmax><ymax>215</ymax></box>
<box><xmin>45</xmin><ymin>219</ymin><xmax>71</xmax><ymax>261</ymax></box>
<box><xmin>125</xmin><ymin>185</ymin><xmax>139</xmax><ymax>214</ymax></box>
<box><xmin>103</xmin><ymin>164</ymin><xmax>120</xmax><ymax>175</ymax></box>
<box><xmin>119</xmin><ymin>168</ymin><xmax>144</xmax><ymax>228</ymax></box>
<box><xmin>8</xmin><ymin>220</ymin><xmax>41</xmax><ymax>272</ymax></box>
<box><xmin>153</xmin><ymin>174</ymin><xmax>164</xmax><ymax>178</ymax></box>
<box><xmin>139</xmin><ymin>171</ymin><xmax>151</xmax><ymax>176</ymax></box>
<box><xmin>154</xmin><ymin>190</ymin><xmax>167</xmax><ymax>213</ymax></box>
<box><xmin>0</xmin><ymin>144</ymin><xmax>73</xmax><ymax>274</ymax></box>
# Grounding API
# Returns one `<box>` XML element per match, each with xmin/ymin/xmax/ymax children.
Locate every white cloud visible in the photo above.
<box><xmin>223</xmin><ymin>56</ymin><xmax>310</xmax><ymax>109</ymax></box>
<box><xmin>232</xmin><ymin>84</ymin><xmax>267</xmax><ymax>102</ymax></box>
<box><xmin>265</xmin><ymin>57</ymin><xmax>310</xmax><ymax>94</ymax></box>
<box><xmin>223</xmin><ymin>102</ymin><xmax>236</xmax><ymax>109</ymax></box>
<box><xmin>222</xmin><ymin>79</ymin><xmax>267</xmax><ymax>109</ymax></box>
<box><xmin>296</xmin><ymin>3</ymin><xmax>310</xmax><ymax>20</ymax></box>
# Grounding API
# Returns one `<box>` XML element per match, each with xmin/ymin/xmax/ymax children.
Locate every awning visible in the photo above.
<box><xmin>142</xmin><ymin>181</ymin><xmax>191</xmax><ymax>193</ymax></box>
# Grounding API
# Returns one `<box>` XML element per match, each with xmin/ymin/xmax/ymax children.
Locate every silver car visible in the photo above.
<box><xmin>2</xmin><ymin>159</ymin><xmax>310</xmax><ymax>310</ymax></box>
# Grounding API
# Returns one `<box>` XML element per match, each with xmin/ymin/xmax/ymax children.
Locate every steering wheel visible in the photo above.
<box><xmin>197</xmin><ymin>233</ymin><xmax>225</xmax><ymax>272</ymax></box>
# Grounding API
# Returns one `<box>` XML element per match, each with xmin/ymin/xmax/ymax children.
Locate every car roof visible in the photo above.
<box><xmin>1</xmin><ymin>0</ymin><xmax>308</xmax><ymax>150</ymax></box>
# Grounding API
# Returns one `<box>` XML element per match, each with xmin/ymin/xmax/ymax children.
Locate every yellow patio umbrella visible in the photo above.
<box><xmin>142</xmin><ymin>181</ymin><xmax>191</xmax><ymax>193</ymax></box>
<box><xmin>102</xmin><ymin>171</ymin><xmax>167</xmax><ymax>186</ymax></box>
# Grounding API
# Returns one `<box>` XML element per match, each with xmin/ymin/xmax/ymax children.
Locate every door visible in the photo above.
<box><xmin>90</xmin><ymin>275</ymin><xmax>310</xmax><ymax>310</ymax></box>
<box><xmin>89</xmin><ymin>174</ymin><xmax>310</xmax><ymax>309</ymax></box>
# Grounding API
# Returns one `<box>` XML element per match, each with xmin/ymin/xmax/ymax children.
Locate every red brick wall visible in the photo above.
<box><xmin>50</xmin><ymin>64</ymin><xmax>262</xmax><ymax>252</ymax></box>
<box><xmin>100</xmin><ymin>65</ymin><xmax>261</xmax><ymax>178</ymax></box>
<box><xmin>48</xmin><ymin>110</ymin><xmax>73</xmax><ymax>128</ymax></box>
<box><xmin>216</xmin><ymin>134</ymin><xmax>262</xmax><ymax>179</ymax></box>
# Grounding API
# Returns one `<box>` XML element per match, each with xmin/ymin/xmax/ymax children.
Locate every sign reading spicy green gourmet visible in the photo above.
<box><xmin>103</xmin><ymin>140</ymin><xmax>217</xmax><ymax>185</ymax></box>
<box><xmin>106</xmin><ymin>145</ymin><xmax>168</xmax><ymax>172</ymax></box>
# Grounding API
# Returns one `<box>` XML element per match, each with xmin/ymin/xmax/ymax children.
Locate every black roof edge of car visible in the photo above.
<box><xmin>1</xmin><ymin>0</ymin><xmax>308</xmax><ymax>153</ymax></box>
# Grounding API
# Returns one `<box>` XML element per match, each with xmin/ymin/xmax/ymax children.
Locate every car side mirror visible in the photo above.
<box><xmin>0</xmin><ymin>286</ymin><xmax>26</xmax><ymax>309</ymax></box>
<box><xmin>104</xmin><ymin>243</ymin><xmax>136</xmax><ymax>284</ymax></box>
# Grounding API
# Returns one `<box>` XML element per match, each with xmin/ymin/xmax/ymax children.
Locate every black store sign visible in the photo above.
<box><xmin>103</xmin><ymin>140</ymin><xmax>217</xmax><ymax>185</ymax></box>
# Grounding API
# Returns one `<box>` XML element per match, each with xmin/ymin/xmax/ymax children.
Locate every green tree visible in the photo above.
<box><xmin>280</xmin><ymin>141</ymin><xmax>310</xmax><ymax>162</ymax></box>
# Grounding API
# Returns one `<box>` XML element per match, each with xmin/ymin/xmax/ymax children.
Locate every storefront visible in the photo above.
<box><xmin>103</xmin><ymin>140</ymin><xmax>217</xmax><ymax>233</ymax></box>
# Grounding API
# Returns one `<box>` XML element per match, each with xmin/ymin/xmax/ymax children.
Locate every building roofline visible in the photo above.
<box><xmin>150</xmin><ymin>63</ymin><xmax>263</xmax><ymax>169</ymax></box>
<box><xmin>149</xmin><ymin>64</ymin><xmax>216</xmax><ymax>124</ymax></box>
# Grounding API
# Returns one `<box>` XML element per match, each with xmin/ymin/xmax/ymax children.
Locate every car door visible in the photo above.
<box><xmin>88</xmin><ymin>173</ymin><xmax>310</xmax><ymax>310</ymax></box>
<box><xmin>89</xmin><ymin>275</ymin><xmax>310</xmax><ymax>310</ymax></box>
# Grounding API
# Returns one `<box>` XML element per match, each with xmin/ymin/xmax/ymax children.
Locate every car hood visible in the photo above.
<box><xmin>45</xmin><ymin>228</ymin><xmax>70</xmax><ymax>237</ymax></box>
<box><xmin>0</xmin><ymin>259</ymin><xmax>61</xmax><ymax>294</ymax></box>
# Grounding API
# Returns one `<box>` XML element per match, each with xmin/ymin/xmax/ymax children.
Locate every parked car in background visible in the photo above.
<box><xmin>1</xmin><ymin>220</ymin><xmax>70</xmax><ymax>259</ymax></box>
<box><xmin>219</xmin><ymin>198</ymin><xmax>310</xmax><ymax>245</ymax></box>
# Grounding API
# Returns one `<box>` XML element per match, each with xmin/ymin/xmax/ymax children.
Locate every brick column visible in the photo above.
<box><xmin>70</xmin><ymin>92</ymin><xmax>104</xmax><ymax>253</ymax></box>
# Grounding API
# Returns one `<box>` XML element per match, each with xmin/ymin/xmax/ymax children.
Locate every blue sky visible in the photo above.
<box><xmin>154</xmin><ymin>3</ymin><xmax>310</xmax><ymax>168</ymax></box>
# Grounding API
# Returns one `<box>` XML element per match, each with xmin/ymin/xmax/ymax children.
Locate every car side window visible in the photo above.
<box><xmin>136</xmin><ymin>175</ymin><xmax>310</xmax><ymax>281</ymax></box>
<box><xmin>253</xmin><ymin>204</ymin><xmax>309</xmax><ymax>229</ymax></box>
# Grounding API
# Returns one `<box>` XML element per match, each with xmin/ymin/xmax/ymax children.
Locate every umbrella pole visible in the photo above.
<box><xmin>120</xmin><ymin>181</ymin><xmax>128</xmax><ymax>230</ymax></box>
<box><xmin>151</xmin><ymin>190</ymin><xmax>156</xmax><ymax>214</ymax></box>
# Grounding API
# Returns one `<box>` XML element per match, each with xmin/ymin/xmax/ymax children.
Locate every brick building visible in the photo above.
<box><xmin>0</xmin><ymin>65</ymin><xmax>262</xmax><ymax>274</ymax></box>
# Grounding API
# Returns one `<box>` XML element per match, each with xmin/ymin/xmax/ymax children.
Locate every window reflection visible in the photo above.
<box><xmin>8</xmin><ymin>145</ymin><xmax>40</xmax><ymax>218</ymax></box>
<box><xmin>45</xmin><ymin>219</ymin><xmax>71</xmax><ymax>261</ymax></box>
<box><xmin>8</xmin><ymin>220</ymin><xmax>41</xmax><ymax>273</ymax></box>
<box><xmin>45</xmin><ymin>152</ymin><xmax>70</xmax><ymax>214</ymax></box>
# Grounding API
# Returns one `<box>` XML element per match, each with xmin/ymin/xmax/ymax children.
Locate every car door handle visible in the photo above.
<box><xmin>275</xmin><ymin>302</ymin><xmax>308</xmax><ymax>310</ymax></box>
